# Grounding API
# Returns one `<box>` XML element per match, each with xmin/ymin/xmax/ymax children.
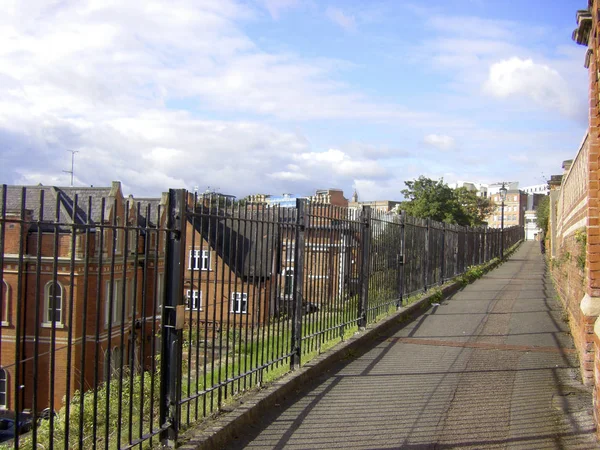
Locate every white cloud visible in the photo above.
<box><xmin>484</xmin><ymin>57</ymin><xmax>581</xmax><ymax>118</ymax></box>
<box><xmin>268</xmin><ymin>171</ymin><xmax>309</xmax><ymax>181</ymax></box>
<box><xmin>0</xmin><ymin>0</ymin><xmax>452</xmax><ymax>199</ymax></box>
<box><xmin>423</xmin><ymin>134</ymin><xmax>455</xmax><ymax>151</ymax></box>
<box><xmin>326</xmin><ymin>7</ymin><xmax>356</xmax><ymax>32</ymax></box>
<box><xmin>427</xmin><ymin>16</ymin><xmax>516</xmax><ymax>40</ymax></box>
<box><xmin>261</xmin><ymin>0</ymin><xmax>301</xmax><ymax>19</ymax></box>
<box><xmin>293</xmin><ymin>149</ymin><xmax>389</xmax><ymax>179</ymax></box>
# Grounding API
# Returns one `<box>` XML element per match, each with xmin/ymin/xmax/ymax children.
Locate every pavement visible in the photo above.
<box><xmin>219</xmin><ymin>241</ymin><xmax>599</xmax><ymax>449</ymax></box>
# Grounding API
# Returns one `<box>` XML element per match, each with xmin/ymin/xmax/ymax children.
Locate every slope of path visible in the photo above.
<box><xmin>225</xmin><ymin>242</ymin><xmax>598</xmax><ymax>449</ymax></box>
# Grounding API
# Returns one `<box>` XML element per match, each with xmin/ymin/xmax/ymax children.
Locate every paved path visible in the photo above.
<box><xmin>225</xmin><ymin>242</ymin><xmax>598</xmax><ymax>449</ymax></box>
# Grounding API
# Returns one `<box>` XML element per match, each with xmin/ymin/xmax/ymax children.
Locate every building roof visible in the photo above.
<box><xmin>1</xmin><ymin>185</ymin><xmax>114</xmax><ymax>231</ymax></box>
<box><xmin>189</xmin><ymin>206</ymin><xmax>279</xmax><ymax>279</ymax></box>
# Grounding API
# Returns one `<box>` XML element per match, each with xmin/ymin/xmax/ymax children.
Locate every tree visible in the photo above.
<box><xmin>454</xmin><ymin>187</ymin><xmax>494</xmax><ymax>226</ymax></box>
<box><xmin>536</xmin><ymin>195</ymin><xmax>550</xmax><ymax>235</ymax></box>
<box><xmin>399</xmin><ymin>177</ymin><xmax>492</xmax><ymax>226</ymax></box>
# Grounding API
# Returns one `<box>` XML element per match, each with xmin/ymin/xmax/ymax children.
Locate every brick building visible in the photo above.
<box><xmin>487</xmin><ymin>189</ymin><xmax>528</xmax><ymax>229</ymax></box>
<box><xmin>0</xmin><ymin>182</ymin><xmax>166</xmax><ymax>414</ymax></box>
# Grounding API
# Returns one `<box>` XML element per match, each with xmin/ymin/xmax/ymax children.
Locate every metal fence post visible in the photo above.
<box><xmin>424</xmin><ymin>218</ymin><xmax>430</xmax><ymax>291</ymax></box>
<box><xmin>398</xmin><ymin>211</ymin><xmax>406</xmax><ymax>308</ymax></box>
<box><xmin>160</xmin><ymin>189</ymin><xmax>187</xmax><ymax>448</ymax></box>
<box><xmin>291</xmin><ymin>199</ymin><xmax>307</xmax><ymax>370</ymax></box>
<box><xmin>358</xmin><ymin>206</ymin><xmax>371</xmax><ymax>328</ymax></box>
<box><xmin>440</xmin><ymin>223</ymin><xmax>446</xmax><ymax>285</ymax></box>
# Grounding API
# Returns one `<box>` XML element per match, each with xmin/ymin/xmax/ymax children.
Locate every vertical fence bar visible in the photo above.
<box><xmin>291</xmin><ymin>199</ymin><xmax>306</xmax><ymax>370</ymax></box>
<box><xmin>358</xmin><ymin>206</ymin><xmax>371</xmax><ymax>329</ymax></box>
<box><xmin>160</xmin><ymin>189</ymin><xmax>187</xmax><ymax>448</ymax></box>
<box><xmin>440</xmin><ymin>223</ymin><xmax>446</xmax><ymax>285</ymax></box>
<box><xmin>398</xmin><ymin>211</ymin><xmax>406</xmax><ymax>307</ymax></box>
<box><xmin>424</xmin><ymin>218</ymin><xmax>430</xmax><ymax>291</ymax></box>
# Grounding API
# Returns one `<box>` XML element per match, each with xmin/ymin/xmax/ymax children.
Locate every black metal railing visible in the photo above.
<box><xmin>0</xmin><ymin>186</ymin><xmax>523</xmax><ymax>449</ymax></box>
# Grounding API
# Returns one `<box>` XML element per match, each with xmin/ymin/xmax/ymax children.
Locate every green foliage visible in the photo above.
<box><xmin>457</xmin><ymin>265</ymin><xmax>485</xmax><ymax>286</ymax></box>
<box><xmin>454</xmin><ymin>187</ymin><xmax>494</xmax><ymax>226</ymax></box>
<box><xmin>1</xmin><ymin>367</ymin><xmax>161</xmax><ymax>450</ymax></box>
<box><xmin>429</xmin><ymin>287</ymin><xmax>443</xmax><ymax>304</ymax></box>
<box><xmin>399</xmin><ymin>177</ymin><xmax>492</xmax><ymax>226</ymax></box>
<box><xmin>536</xmin><ymin>195</ymin><xmax>550</xmax><ymax>235</ymax></box>
<box><xmin>575</xmin><ymin>227</ymin><xmax>587</xmax><ymax>272</ymax></box>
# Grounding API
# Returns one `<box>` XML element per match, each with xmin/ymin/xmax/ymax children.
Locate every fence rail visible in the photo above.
<box><xmin>0</xmin><ymin>186</ymin><xmax>523</xmax><ymax>449</ymax></box>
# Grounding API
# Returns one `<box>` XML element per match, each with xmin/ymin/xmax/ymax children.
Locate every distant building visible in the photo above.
<box><xmin>306</xmin><ymin>189</ymin><xmax>348</xmax><ymax>207</ymax></box>
<box><xmin>247</xmin><ymin>189</ymin><xmax>349</xmax><ymax>208</ymax></box>
<box><xmin>348</xmin><ymin>190</ymin><xmax>400</xmax><ymax>212</ymax></box>
<box><xmin>487</xmin><ymin>187</ymin><xmax>528</xmax><ymax>229</ymax></box>
<box><xmin>448</xmin><ymin>181</ymin><xmax>489</xmax><ymax>198</ymax></box>
<box><xmin>521</xmin><ymin>184</ymin><xmax>550</xmax><ymax>196</ymax></box>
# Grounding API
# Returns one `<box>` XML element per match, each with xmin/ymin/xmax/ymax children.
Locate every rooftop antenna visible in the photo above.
<box><xmin>63</xmin><ymin>150</ymin><xmax>79</xmax><ymax>187</ymax></box>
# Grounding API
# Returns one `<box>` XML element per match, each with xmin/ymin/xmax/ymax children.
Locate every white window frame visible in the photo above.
<box><xmin>157</xmin><ymin>273</ymin><xmax>164</xmax><ymax>311</ymax></box>
<box><xmin>127</xmin><ymin>278</ymin><xmax>134</xmax><ymax>318</ymax></box>
<box><xmin>285</xmin><ymin>244</ymin><xmax>295</xmax><ymax>262</ymax></box>
<box><xmin>0</xmin><ymin>369</ymin><xmax>6</xmax><ymax>409</ymax></box>
<box><xmin>115</xmin><ymin>218</ymin><xmax>123</xmax><ymax>255</ymax></box>
<box><xmin>1</xmin><ymin>281</ymin><xmax>8</xmax><ymax>326</ymax></box>
<box><xmin>105</xmin><ymin>280</ymin><xmax>124</xmax><ymax>326</ymax></box>
<box><xmin>127</xmin><ymin>228</ymin><xmax>137</xmax><ymax>254</ymax></box>
<box><xmin>230</xmin><ymin>292</ymin><xmax>248</xmax><ymax>314</ymax></box>
<box><xmin>186</xmin><ymin>289</ymin><xmax>202</xmax><ymax>311</ymax></box>
<box><xmin>42</xmin><ymin>281</ymin><xmax>63</xmax><ymax>327</ymax></box>
<box><xmin>189</xmin><ymin>250</ymin><xmax>210</xmax><ymax>271</ymax></box>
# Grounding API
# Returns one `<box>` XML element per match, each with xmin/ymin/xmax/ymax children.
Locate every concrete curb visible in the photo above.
<box><xmin>178</xmin><ymin>242</ymin><xmax>522</xmax><ymax>450</ymax></box>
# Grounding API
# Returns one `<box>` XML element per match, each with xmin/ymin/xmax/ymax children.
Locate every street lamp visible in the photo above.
<box><xmin>499</xmin><ymin>183</ymin><xmax>508</xmax><ymax>259</ymax></box>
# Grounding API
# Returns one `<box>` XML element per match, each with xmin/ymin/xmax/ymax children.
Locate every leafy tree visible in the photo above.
<box><xmin>536</xmin><ymin>195</ymin><xmax>550</xmax><ymax>234</ymax></box>
<box><xmin>399</xmin><ymin>177</ymin><xmax>492</xmax><ymax>226</ymax></box>
<box><xmin>454</xmin><ymin>187</ymin><xmax>494</xmax><ymax>226</ymax></box>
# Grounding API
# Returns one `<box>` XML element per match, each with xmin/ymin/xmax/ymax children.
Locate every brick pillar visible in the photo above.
<box><xmin>588</xmin><ymin>0</ymin><xmax>600</xmax><ymax>402</ymax></box>
<box><xmin>588</xmin><ymin>1</ymin><xmax>600</xmax><ymax>435</ymax></box>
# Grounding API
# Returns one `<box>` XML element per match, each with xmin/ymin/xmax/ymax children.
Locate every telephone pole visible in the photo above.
<box><xmin>63</xmin><ymin>150</ymin><xmax>79</xmax><ymax>186</ymax></box>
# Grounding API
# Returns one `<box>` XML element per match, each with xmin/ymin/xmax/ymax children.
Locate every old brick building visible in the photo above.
<box><xmin>0</xmin><ymin>182</ymin><xmax>166</xmax><ymax>414</ymax></box>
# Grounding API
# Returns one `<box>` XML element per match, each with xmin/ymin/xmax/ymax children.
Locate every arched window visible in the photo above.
<box><xmin>0</xmin><ymin>369</ymin><xmax>7</xmax><ymax>408</ymax></box>
<box><xmin>1</xmin><ymin>281</ymin><xmax>8</xmax><ymax>325</ymax></box>
<box><xmin>44</xmin><ymin>282</ymin><xmax>63</xmax><ymax>325</ymax></box>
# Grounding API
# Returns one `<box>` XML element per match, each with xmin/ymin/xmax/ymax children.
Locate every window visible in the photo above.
<box><xmin>1</xmin><ymin>281</ymin><xmax>8</xmax><ymax>326</ymax></box>
<box><xmin>127</xmin><ymin>279</ymin><xmax>134</xmax><ymax>318</ymax></box>
<box><xmin>189</xmin><ymin>250</ymin><xmax>210</xmax><ymax>271</ymax></box>
<box><xmin>0</xmin><ymin>369</ymin><xmax>6</xmax><ymax>408</ymax></box>
<box><xmin>127</xmin><ymin>228</ymin><xmax>137</xmax><ymax>254</ymax></box>
<box><xmin>283</xmin><ymin>269</ymin><xmax>294</xmax><ymax>297</ymax></box>
<box><xmin>186</xmin><ymin>290</ymin><xmax>202</xmax><ymax>310</ymax></box>
<box><xmin>115</xmin><ymin>218</ymin><xmax>123</xmax><ymax>254</ymax></box>
<box><xmin>157</xmin><ymin>273</ymin><xmax>164</xmax><ymax>311</ymax></box>
<box><xmin>105</xmin><ymin>280</ymin><xmax>124</xmax><ymax>326</ymax></box>
<box><xmin>44</xmin><ymin>282</ymin><xmax>63</xmax><ymax>325</ymax></box>
<box><xmin>231</xmin><ymin>293</ymin><xmax>248</xmax><ymax>314</ymax></box>
<box><xmin>286</xmin><ymin>244</ymin><xmax>295</xmax><ymax>262</ymax></box>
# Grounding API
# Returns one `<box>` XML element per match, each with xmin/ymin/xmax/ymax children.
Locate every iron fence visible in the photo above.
<box><xmin>0</xmin><ymin>186</ymin><xmax>523</xmax><ymax>449</ymax></box>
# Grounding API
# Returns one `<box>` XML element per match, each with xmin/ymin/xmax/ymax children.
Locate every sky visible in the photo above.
<box><xmin>0</xmin><ymin>0</ymin><xmax>590</xmax><ymax>200</ymax></box>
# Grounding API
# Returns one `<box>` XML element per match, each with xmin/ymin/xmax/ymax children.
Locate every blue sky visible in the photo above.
<box><xmin>0</xmin><ymin>0</ymin><xmax>590</xmax><ymax>200</ymax></box>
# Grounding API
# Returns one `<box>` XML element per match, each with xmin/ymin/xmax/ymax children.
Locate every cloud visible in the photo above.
<box><xmin>423</xmin><ymin>134</ymin><xmax>456</xmax><ymax>151</ymax></box>
<box><xmin>484</xmin><ymin>57</ymin><xmax>581</xmax><ymax>118</ymax></box>
<box><xmin>261</xmin><ymin>0</ymin><xmax>302</xmax><ymax>19</ymax></box>
<box><xmin>0</xmin><ymin>0</ymin><xmax>453</xmax><ymax>199</ymax></box>
<box><xmin>427</xmin><ymin>16</ymin><xmax>516</xmax><ymax>40</ymax></box>
<box><xmin>326</xmin><ymin>6</ymin><xmax>356</xmax><ymax>32</ymax></box>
